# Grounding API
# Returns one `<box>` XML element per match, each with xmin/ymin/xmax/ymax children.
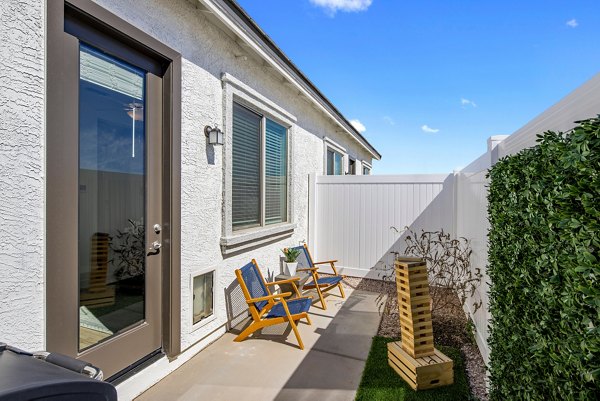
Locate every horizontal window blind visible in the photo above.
<box><xmin>80</xmin><ymin>43</ymin><xmax>144</xmax><ymax>100</ymax></box>
<box><xmin>265</xmin><ymin>119</ymin><xmax>287</xmax><ymax>225</ymax></box>
<box><xmin>232</xmin><ymin>103</ymin><xmax>261</xmax><ymax>229</ymax></box>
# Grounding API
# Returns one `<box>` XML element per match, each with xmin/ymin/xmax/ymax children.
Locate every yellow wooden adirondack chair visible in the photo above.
<box><xmin>289</xmin><ymin>244</ymin><xmax>345</xmax><ymax>310</ymax></box>
<box><xmin>234</xmin><ymin>259</ymin><xmax>312</xmax><ymax>349</ymax></box>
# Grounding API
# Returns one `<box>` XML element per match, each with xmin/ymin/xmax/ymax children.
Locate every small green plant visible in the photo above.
<box><xmin>282</xmin><ymin>247</ymin><xmax>301</xmax><ymax>263</ymax></box>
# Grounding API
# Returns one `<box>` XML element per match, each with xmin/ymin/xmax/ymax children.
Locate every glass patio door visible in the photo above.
<box><xmin>46</xmin><ymin>1</ymin><xmax>180</xmax><ymax>381</ymax></box>
<box><xmin>75</xmin><ymin>42</ymin><xmax>163</xmax><ymax>377</ymax></box>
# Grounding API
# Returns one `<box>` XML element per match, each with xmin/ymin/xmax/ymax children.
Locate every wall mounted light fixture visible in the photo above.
<box><xmin>204</xmin><ymin>125</ymin><xmax>224</xmax><ymax>145</ymax></box>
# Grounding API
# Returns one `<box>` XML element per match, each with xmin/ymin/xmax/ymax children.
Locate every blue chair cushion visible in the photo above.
<box><xmin>266</xmin><ymin>297</ymin><xmax>312</xmax><ymax>319</ymax></box>
<box><xmin>307</xmin><ymin>275</ymin><xmax>343</xmax><ymax>287</ymax></box>
<box><xmin>239</xmin><ymin>261</ymin><xmax>269</xmax><ymax>311</ymax></box>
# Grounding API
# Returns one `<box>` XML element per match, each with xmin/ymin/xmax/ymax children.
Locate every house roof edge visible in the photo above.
<box><xmin>201</xmin><ymin>0</ymin><xmax>381</xmax><ymax>160</ymax></box>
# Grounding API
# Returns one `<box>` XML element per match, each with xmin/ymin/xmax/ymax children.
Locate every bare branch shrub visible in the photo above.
<box><xmin>398</xmin><ymin>228</ymin><xmax>482</xmax><ymax>314</ymax></box>
<box><xmin>378</xmin><ymin>227</ymin><xmax>482</xmax><ymax>314</ymax></box>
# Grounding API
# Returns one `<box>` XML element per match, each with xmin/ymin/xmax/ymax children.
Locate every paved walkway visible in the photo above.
<box><xmin>137</xmin><ymin>289</ymin><xmax>385</xmax><ymax>401</ymax></box>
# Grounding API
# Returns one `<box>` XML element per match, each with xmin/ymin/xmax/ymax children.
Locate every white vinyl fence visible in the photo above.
<box><xmin>453</xmin><ymin>73</ymin><xmax>600</xmax><ymax>364</ymax></box>
<box><xmin>308</xmin><ymin>171</ymin><xmax>492</xmax><ymax>361</ymax></box>
<box><xmin>308</xmin><ymin>72</ymin><xmax>600</xmax><ymax>367</ymax></box>
<box><xmin>308</xmin><ymin>174</ymin><xmax>456</xmax><ymax>279</ymax></box>
<box><xmin>455</xmin><ymin>153</ymin><xmax>493</xmax><ymax>364</ymax></box>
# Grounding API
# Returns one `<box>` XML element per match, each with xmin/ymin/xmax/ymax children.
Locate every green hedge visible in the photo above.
<box><xmin>487</xmin><ymin>117</ymin><xmax>600</xmax><ymax>400</ymax></box>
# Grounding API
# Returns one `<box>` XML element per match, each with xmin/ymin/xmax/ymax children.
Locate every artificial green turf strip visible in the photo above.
<box><xmin>355</xmin><ymin>337</ymin><xmax>475</xmax><ymax>401</ymax></box>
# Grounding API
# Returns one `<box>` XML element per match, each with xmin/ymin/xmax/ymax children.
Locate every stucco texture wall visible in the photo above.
<box><xmin>92</xmin><ymin>0</ymin><xmax>372</xmax><ymax>350</ymax></box>
<box><xmin>0</xmin><ymin>0</ymin><xmax>372</xmax><ymax>353</ymax></box>
<box><xmin>0</xmin><ymin>0</ymin><xmax>46</xmax><ymax>350</ymax></box>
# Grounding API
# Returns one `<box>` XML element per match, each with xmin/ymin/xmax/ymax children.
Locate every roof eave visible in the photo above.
<box><xmin>198</xmin><ymin>0</ymin><xmax>381</xmax><ymax>160</ymax></box>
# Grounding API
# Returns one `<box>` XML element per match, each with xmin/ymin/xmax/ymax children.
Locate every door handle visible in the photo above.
<box><xmin>149</xmin><ymin>241</ymin><xmax>162</xmax><ymax>251</ymax></box>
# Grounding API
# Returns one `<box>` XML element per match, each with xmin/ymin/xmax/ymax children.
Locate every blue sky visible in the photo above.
<box><xmin>236</xmin><ymin>0</ymin><xmax>600</xmax><ymax>173</ymax></box>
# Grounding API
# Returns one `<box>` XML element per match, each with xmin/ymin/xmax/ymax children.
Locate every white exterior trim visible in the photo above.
<box><xmin>221</xmin><ymin>73</ymin><xmax>297</xmax><ymax>123</ymax></box>
<box><xmin>323</xmin><ymin>136</ymin><xmax>346</xmax><ymax>153</ymax></box>
<box><xmin>221</xmin><ymin>73</ymin><xmax>296</xmax><ymax>253</ymax></box>
<box><xmin>190</xmin><ymin>266</ymin><xmax>218</xmax><ymax>331</ymax></box>
<box><xmin>323</xmin><ymin>136</ymin><xmax>347</xmax><ymax>175</ymax></box>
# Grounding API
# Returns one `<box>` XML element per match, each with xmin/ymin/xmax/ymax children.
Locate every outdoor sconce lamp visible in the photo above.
<box><xmin>204</xmin><ymin>125</ymin><xmax>224</xmax><ymax>145</ymax></box>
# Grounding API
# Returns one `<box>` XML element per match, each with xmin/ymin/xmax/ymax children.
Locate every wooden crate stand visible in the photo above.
<box><xmin>387</xmin><ymin>341</ymin><xmax>453</xmax><ymax>390</ymax></box>
<box><xmin>389</xmin><ymin>257</ymin><xmax>454</xmax><ymax>390</ymax></box>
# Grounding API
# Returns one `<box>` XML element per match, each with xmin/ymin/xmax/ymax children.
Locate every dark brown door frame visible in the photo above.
<box><xmin>46</xmin><ymin>0</ymin><xmax>181</xmax><ymax>362</ymax></box>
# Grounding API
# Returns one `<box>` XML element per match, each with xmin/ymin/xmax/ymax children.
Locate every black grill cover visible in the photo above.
<box><xmin>0</xmin><ymin>347</ymin><xmax>117</xmax><ymax>401</ymax></box>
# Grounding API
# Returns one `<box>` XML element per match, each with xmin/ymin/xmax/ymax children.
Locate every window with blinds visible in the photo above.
<box><xmin>265</xmin><ymin>119</ymin><xmax>287</xmax><ymax>225</ymax></box>
<box><xmin>232</xmin><ymin>102</ymin><xmax>288</xmax><ymax>230</ymax></box>
<box><xmin>232</xmin><ymin>103</ymin><xmax>261</xmax><ymax>230</ymax></box>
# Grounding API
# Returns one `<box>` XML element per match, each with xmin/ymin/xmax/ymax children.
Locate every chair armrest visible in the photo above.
<box><xmin>296</xmin><ymin>267</ymin><xmax>318</xmax><ymax>272</ymax></box>
<box><xmin>266</xmin><ymin>277</ymin><xmax>300</xmax><ymax>286</ymax></box>
<box><xmin>313</xmin><ymin>260</ymin><xmax>338</xmax><ymax>265</ymax></box>
<box><xmin>313</xmin><ymin>260</ymin><xmax>339</xmax><ymax>275</ymax></box>
<box><xmin>247</xmin><ymin>292</ymin><xmax>292</xmax><ymax>303</ymax></box>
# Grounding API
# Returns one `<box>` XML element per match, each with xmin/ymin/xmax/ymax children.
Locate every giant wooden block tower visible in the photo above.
<box><xmin>387</xmin><ymin>257</ymin><xmax>453</xmax><ymax>390</ymax></box>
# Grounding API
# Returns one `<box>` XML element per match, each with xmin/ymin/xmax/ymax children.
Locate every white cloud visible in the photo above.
<box><xmin>461</xmin><ymin>98</ymin><xmax>477</xmax><ymax>108</ymax></box>
<box><xmin>383</xmin><ymin>116</ymin><xmax>395</xmax><ymax>126</ymax></box>
<box><xmin>421</xmin><ymin>124</ymin><xmax>439</xmax><ymax>133</ymax></box>
<box><xmin>350</xmin><ymin>119</ymin><xmax>366</xmax><ymax>133</ymax></box>
<box><xmin>566</xmin><ymin>18</ymin><xmax>578</xmax><ymax>28</ymax></box>
<box><xmin>309</xmin><ymin>0</ymin><xmax>373</xmax><ymax>15</ymax></box>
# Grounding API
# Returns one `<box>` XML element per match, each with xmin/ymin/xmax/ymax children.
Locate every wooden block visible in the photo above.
<box><xmin>394</xmin><ymin>258</ymin><xmax>436</xmax><ymax>358</ymax></box>
<box><xmin>81</xmin><ymin>286</ymin><xmax>116</xmax><ymax>307</ymax></box>
<box><xmin>387</xmin><ymin>341</ymin><xmax>453</xmax><ymax>390</ymax></box>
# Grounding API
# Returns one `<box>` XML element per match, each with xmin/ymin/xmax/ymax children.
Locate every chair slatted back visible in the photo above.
<box><xmin>239</xmin><ymin>260</ymin><xmax>269</xmax><ymax>312</ymax></box>
<box><xmin>292</xmin><ymin>244</ymin><xmax>314</xmax><ymax>269</ymax></box>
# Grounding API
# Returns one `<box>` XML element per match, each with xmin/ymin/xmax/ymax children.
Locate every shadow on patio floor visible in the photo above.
<box><xmin>136</xmin><ymin>289</ymin><xmax>386</xmax><ymax>401</ymax></box>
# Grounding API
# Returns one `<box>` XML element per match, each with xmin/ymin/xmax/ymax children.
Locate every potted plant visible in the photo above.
<box><xmin>282</xmin><ymin>247</ymin><xmax>301</xmax><ymax>276</ymax></box>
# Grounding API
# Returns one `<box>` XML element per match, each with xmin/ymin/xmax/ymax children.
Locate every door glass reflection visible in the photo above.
<box><xmin>78</xmin><ymin>44</ymin><xmax>146</xmax><ymax>350</ymax></box>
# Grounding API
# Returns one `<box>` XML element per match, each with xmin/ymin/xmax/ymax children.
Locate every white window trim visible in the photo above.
<box><xmin>221</xmin><ymin>73</ymin><xmax>296</xmax><ymax>254</ymax></box>
<box><xmin>347</xmin><ymin>156</ymin><xmax>357</xmax><ymax>175</ymax></box>
<box><xmin>190</xmin><ymin>266</ymin><xmax>217</xmax><ymax>331</ymax></box>
<box><xmin>323</xmin><ymin>136</ymin><xmax>347</xmax><ymax>175</ymax></box>
<box><xmin>362</xmin><ymin>160</ymin><xmax>372</xmax><ymax>175</ymax></box>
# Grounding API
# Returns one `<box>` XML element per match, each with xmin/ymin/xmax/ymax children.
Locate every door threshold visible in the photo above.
<box><xmin>107</xmin><ymin>349</ymin><xmax>164</xmax><ymax>385</ymax></box>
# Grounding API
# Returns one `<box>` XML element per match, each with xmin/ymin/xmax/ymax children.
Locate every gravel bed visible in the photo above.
<box><xmin>341</xmin><ymin>275</ymin><xmax>489</xmax><ymax>401</ymax></box>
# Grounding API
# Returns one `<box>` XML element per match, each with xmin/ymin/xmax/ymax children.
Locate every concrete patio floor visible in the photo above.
<box><xmin>136</xmin><ymin>288</ymin><xmax>386</xmax><ymax>401</ymax></box>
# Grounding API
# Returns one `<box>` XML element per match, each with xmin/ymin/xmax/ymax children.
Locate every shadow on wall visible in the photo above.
<box><xmin>223</xmin><ymin>261</ymin><xmax>280</xmax><ymax>330</ymax></box>
<box><xmin>205</xmin><ymin>140</ymin><xmax>215</xmax><ymax>165</ymax></box>
<box><xmin>224</xmin><ymin>279</ymin><xmax>247</xmax><ymax>331</ymax></box>
<box><xmin>372</xmin><ymin>175</ymin><xmax>455</xmax><ymax>279</ymax></box>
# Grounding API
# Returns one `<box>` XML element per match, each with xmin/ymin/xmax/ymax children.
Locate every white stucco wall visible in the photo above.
<box><xmin>0</xmin><ymin>0</ymin><xmax>46</xmax><ymax>350</ymax></box>
<box><xmin>0</xmin><ymin>0</ymin><xmax>373</xmax><ymax>357</ymax></box>
<box><xmin>91</xmin><ymin>0</ymin><xmax>372</xmax><ymax>351</ymax></box>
